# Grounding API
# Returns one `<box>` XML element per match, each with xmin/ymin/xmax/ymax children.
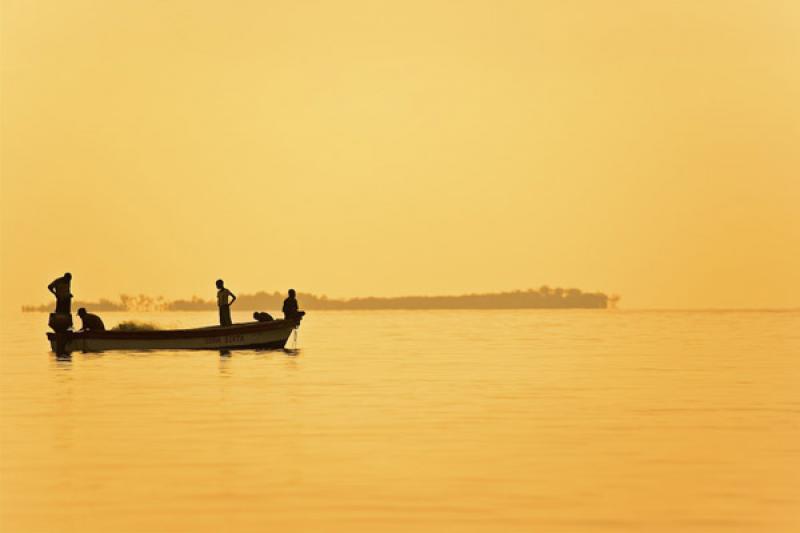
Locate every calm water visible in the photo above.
<box><xmin>1</xmin><ymin>310</ymin><xmax>798</xmax><ymax>532</ymax></box>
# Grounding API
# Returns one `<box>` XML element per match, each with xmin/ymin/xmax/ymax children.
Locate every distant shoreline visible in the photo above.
<box><xmin>19</xmin><ymin>308</ymin><xmax>800</xmax><ymax>313</ymax></box>
<box><xmin>22</xmin><ymin>288</ymin><xmax>617</xmax><ymax>312</ymax></box>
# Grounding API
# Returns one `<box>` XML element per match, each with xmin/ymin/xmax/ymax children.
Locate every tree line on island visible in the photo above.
<box><xmin>23</xmin><ymin>287</ymin><xmax>618</xmax><ymax>312</ymax></box>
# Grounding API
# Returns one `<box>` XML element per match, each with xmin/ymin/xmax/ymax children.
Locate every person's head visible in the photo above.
<box><xmin>64</xmin><ymin>272</ymin><xmax>72</xmax><ymax>280</ymax></box>
<box><xmin>77</xmin><ymin>307</ymin><xmax>86</xmax><ymax>317</ymax></box>
<box><xmin>253</xmin><ymin>312</ymin><xmax>259</xmax><ymax>319</ymax></box>
<box><xmin>216</xmin><ymin>279</ymin><xmax>224</xmax><ymax>289</ymax></box>
<box><xmin>288</xmin><ymin>289</ymin><xmax>296</xmax><ymax>298</ymax></box>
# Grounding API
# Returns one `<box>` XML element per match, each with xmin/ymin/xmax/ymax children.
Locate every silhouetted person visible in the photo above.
<box><xmin>282</xmin><ymin>289</ymin><xmax>304</xmax><ymax>320</ymax></box>
<box><xmin>48</xmin><ymin>272</ymin><xmax>73</xmax><ymax>313</ymax></box>
<box><xmin>216</xmin><ymin>279</ymin><xmax>236</xmax><ymax>326</ymax></box>
<box><xmin>77</xmin><ymin>308</ymin><xmax>105</xmax><ymax>331</ymax></box>
<box><xmin>253</xmin><ymin>311</ymin><xmax>273</xmax><ymax>322</ymax></box>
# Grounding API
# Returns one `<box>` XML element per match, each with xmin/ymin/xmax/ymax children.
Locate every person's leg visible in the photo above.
<box><xmin>221</xmin><ymin>305</ymin><xmax>232</xmax><ymax>326</ymax></box>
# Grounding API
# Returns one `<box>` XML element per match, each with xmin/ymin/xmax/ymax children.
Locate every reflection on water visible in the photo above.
<box><xmin>52</xmin><ymin>354</ymin><xmax>73</xmax><ymax>367</ymax></box>
<box><xmin>1</xmin><ymin>310</ymin><xmax>799</xmax><ymax>532</ymax></box>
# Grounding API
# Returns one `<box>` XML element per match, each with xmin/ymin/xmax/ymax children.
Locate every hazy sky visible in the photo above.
<box><xmin>2</xmin><ymin>0</ymin><xmax>798</xmax><ymax>309</ymax></box>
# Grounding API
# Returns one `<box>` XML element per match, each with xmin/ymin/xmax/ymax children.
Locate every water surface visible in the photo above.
<box><xmin>1</xmin><ymin>310</ymin><xmax>798</xmax><ymax>532</ymax></box>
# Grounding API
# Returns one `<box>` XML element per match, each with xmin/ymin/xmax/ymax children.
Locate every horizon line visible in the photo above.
<box><xmin>16</xmin><ymin>307</ymin><xmax>799</xmax><ymax>313</ymax></box>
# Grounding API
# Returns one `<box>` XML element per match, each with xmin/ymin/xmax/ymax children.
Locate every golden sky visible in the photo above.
<box><xmin>1</xmin><ymin>0</ymin><xmax>798</xmax><ymax>309</ymax></box>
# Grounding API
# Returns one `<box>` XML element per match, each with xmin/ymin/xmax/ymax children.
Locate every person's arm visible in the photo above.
<box><xmin>48</xmin><ymin>280</ymin><xmax>56</xmax><ymax>295</ymax></box>
<box><xmin>229</xmin><ymin>291</ymin><xmax>237</xmax><ymax>305</ymax></box>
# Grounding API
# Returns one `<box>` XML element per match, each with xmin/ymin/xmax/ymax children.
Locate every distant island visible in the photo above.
<box><xmin>23</xmin><ymin>287</ymin><xmax>618</xmax><ymax>312</ymax></box>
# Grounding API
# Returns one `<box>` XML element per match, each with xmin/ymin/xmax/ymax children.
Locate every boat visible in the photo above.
<box><xmin>47</xmin><ymin>317</ymin><xmax>302</xmax><ymax>353</ymax></box>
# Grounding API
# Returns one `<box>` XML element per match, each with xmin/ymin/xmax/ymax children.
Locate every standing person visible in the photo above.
<box><xmin>282</xmin><ymin>289</ymin><xmax>304</xmax><ymax>320</ymax></box>
<box><xmin>216</xmin><ymin>279</ymin><xmax>236</xmax><ymax>326</ymax></box>
<box><xmin>47</xmin><ymin>272</ymin><xmax>73</xmax><ymax>313</ymax></box>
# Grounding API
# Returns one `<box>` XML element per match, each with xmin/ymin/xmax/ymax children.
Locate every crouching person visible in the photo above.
<box><xmin>77</xmin><ymin>308</ymin><xmax>105</xmax><ymax>332</ymax></box>
<box><xmin>253</xmin><ymin>311</ymin><xmax>273</xmax><ymax>322</ymax></box>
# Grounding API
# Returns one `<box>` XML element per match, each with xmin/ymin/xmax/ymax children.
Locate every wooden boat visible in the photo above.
<box><xmin>47</xmin><ymin>317</ymin><xmax>302</xmax><ymax>353</ymax></box>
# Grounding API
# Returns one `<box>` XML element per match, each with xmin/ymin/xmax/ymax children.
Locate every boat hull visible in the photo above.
<box><xmin>47</xmin><ymin>319</ymin><xmax>300</xmax><ymax>353</ymax></box>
